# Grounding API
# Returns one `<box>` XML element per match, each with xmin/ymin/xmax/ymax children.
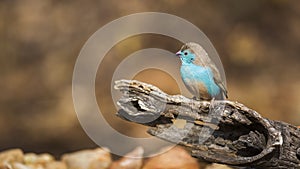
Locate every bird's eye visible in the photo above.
<box><xmin>184</xmin><ymin>52</ymin><xmax>188</xmax><ymax>56</ymax></box>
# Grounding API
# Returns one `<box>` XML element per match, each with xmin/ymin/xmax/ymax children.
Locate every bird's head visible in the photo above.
<box><xmin>176</xmin><ymin>42</ymin><xmax>208</xmax><ymax>66</ymax></box>
<box><xmin>176</xmin><ymin>44</ymin><xmax>196</xmax><ymax>64</ymax></box>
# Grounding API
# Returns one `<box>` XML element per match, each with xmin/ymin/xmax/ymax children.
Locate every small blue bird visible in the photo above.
<box><xmin>176</xmin><ymin>42</ymin><xmax>228</xmax><ymax>100</ymax></box>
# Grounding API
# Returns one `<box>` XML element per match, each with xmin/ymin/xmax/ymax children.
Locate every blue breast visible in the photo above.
<box><xmin>180</xmin><ymin>64</ymin><xmax>220</xmax><ymax>97</ymax></box>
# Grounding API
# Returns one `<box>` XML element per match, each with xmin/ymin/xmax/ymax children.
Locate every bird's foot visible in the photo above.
<box><xmin>192</xmin><ymin>96</ymin><xmax>201</xmax><ymax>101</ymax></box>
<box><xmin>209</xmin><ymin>98</ymin><xmax>215</xmax><ymax>112</ymax></box>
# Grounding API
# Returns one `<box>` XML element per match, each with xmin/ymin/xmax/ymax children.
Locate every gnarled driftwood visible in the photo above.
<box><xmin>114</xmin><ymin>79</ymin><xmax>300</xmax><ymax>169</ymax></box>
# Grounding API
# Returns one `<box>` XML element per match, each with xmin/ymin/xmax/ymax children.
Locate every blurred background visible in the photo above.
<box><xmin>1</xmin><ymin>0</ymin><xmax>300</xmax><ymax>157</ymax></box>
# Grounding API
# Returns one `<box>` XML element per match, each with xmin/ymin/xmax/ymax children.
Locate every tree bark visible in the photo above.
<box><xmin>114</xmin><ymin>80</ymin><xmax>300</xmax><ymax>169</ymax></box>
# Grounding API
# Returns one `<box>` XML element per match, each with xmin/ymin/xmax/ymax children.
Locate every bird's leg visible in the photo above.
<box><xmin>192</xmin><ymin>96</ymin><xmax>201</xmax><ymax>101</ymax></box>
<box><xmin>209</xmin><ymin>98</ymin><xmax>215</xmax><ymax>112</ymax></box>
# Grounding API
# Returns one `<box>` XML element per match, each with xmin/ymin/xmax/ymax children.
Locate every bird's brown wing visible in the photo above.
<box><xmin>210</xmin><ymin>64</ymin><xmax>228</xmax><ymax>99</ymax></box>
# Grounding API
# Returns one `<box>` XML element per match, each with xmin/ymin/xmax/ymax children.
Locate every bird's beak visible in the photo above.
<box><xmin>176</xmin><ymin>51</ymin><xmax>182</xmax><ymax>56</ymax></box>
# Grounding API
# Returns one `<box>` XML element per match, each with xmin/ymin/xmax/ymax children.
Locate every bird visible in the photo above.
<box><xmin>175</xmin><ymin>42</ymin><xmax>228</xmax><ymax>100</ymax></box>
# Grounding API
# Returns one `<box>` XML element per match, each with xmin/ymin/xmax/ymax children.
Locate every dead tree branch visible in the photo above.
<box><xmin>114</xmin><ymin>79</ymin><xmax>300</xmax><ymax>169</ymax></box>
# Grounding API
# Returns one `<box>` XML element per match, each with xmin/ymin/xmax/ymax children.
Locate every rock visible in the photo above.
<box><xmin>205</xmin><ymin>163</ymin><xmax>232</xmax><ymax>169</ymax></box>
<box><xmin>0</xmin><ymin>149</ymin><xmax>24</xmax><ymax>169</ymax></box>
<box><xmin>44</xmin><ymin>161</ymin><xmax>67</xmax><ymax>169</ymax></box>
<box><xmin>11</xmin><ymin>162</ymin><xmax>31</xmax><ymax>169</ymax></box>
<box><xmin>142</xmin><ymin>146</ymin><xmax>199</xmax><ymax>169</ymax></box>
<box><xmin>12</xmin><ymin>153</ymin><xmax>65</xmax><ymax>169</ymax></box>
<box><xmin>24</xmin><ymin>153</ymin><xmax>54</xmax><ymax>165</ymax></box>
<box><xmin>0</xmin><ymin>150</ymin><xmax>66</xmax><ymax>169</ymax></box>
<box><xmin>62</xmin><ymin>148</ymin><xmax>111</xmax><ymax>169</ymax></box>
<box><xmin>0</xmin><ymin>149</ymin><xmax>24</xmax><ymax>163</ymax></box>
<box><xmin>110</xmin><ymin>147</ymin><xmax>143</xmax><ymax>169</ymax></box>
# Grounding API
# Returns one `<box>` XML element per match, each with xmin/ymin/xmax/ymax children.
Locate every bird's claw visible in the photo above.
<box><xmin>209</xmin><ymin>98</ymin><xmax>215</xmax><ymax>112</ymax></box>
<box><xmin>192</xmin><ymin>96</ymin><xmax>201</xmax><ymax>101</ymax></box>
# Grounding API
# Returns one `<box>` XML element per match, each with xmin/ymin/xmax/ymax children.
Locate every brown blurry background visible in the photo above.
<box><xmin>1</xmin><ymin>0</ymin><xmax>300</xmax><ymax>157</ymax></box>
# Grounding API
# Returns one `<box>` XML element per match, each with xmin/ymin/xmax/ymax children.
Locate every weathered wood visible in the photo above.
<box><xmin>114</xmin><ymin>79</ymin><xmax>300</xmax><ymax>169</ymax></box>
